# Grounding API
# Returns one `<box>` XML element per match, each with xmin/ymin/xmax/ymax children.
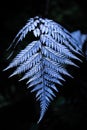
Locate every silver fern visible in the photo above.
<box><xmin>4</xmin><ymin>16</ymin><xmax>83</xmax><ymax>123</ymax></box>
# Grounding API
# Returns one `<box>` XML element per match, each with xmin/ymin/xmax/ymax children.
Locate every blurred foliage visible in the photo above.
<box><xmin>49</xmin><ymin>0</ymin><xmax>87</xmax><ymax>31</ymax></box>
<box><xmin>0</xmin><ymin>0</ymin><xmax>87</xmax><ymax>129</ymax></box>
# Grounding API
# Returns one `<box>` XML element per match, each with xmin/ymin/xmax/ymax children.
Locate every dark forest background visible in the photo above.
<box><xmin>0</xmin><ymin>0</ymin><xmax>87</xmax><ymax>129</ymax></box>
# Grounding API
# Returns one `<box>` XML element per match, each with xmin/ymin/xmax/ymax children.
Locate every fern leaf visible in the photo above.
<box><xmin>41</xmin><ymin>35</ymin><xmax>82</xmax><ymax>61</ymax></box>
<box><xmin>4</xmin><ymin>41</ymin><xmax>41</xmax><ymax>71</ymax></box>
<box><xmin>9</xmin><ymin>53</ymin><xmax>42</xmax><ymax>77</ymax></box>
<box><xmin>4</xmin><ymin>16</ymin><xmax>84</xmax><ymax>123</ymax></box>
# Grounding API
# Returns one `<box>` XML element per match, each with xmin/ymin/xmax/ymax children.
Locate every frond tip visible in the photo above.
<box><xmin>4</xmin><ymin>16</ymin><xmax>84</xmax><ymax>123</ymax></box>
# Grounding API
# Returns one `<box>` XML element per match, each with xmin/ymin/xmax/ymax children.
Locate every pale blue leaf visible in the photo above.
<box><xmin>4</xmin><ymin>16</ymin><xmax>84</xmax><ymax>123</ymax></box>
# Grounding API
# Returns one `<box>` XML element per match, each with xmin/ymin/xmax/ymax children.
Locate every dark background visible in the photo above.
<box><xmin>0</xmin><ymin>0</ymin><xmax>87</xmax><ymax>129</ymax></box>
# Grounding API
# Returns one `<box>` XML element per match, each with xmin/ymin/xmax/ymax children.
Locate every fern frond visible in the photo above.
<box><xmin>41</xmin><ymin>35</ymin><xmax>82</xmax><ymax>61</ymax></box>
<box><xmin>4</xmin><ymin>16</ymin><xmax>84</xmax><ymax>123</ymax></box>
<box><xmin>9</xmin><ymin>53</ymin><xmax>42</xmax><ymax>77</ymax></box>
<box><xmin>4</xmin><ymin>41</ymin><xmax>41</xmax><ymax>70</ymax></box>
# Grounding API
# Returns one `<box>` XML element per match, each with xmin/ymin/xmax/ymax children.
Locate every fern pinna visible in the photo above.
<box><xmin>4</xmin><ymin>16</ymin><xmax>83</xmax><ymax>123</ymax></box>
